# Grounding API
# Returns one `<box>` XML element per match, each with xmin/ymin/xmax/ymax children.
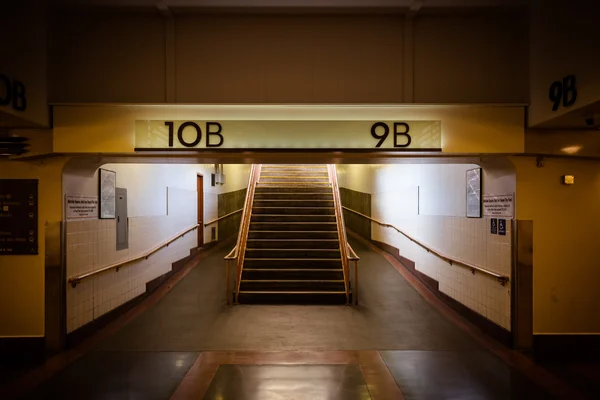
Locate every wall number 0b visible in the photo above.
<box><xmin>549</xmin><ymin>75</ymin><xmax>577</xmax><ymax>111</ymax></box>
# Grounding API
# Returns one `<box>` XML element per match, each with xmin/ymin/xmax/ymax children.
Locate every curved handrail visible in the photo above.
<box><xmin>347</xmin><ymin>243</ymin><xmax>360</xmax><ymax>261</ymax></box>
<box><xmin>328</xmin><ymin>164</ymin><xmax>351</xmax><ymax>303</ymax></box>
<box><xmin>67</xmin><ymin>223</ymin><xmax>199</xmax><ymax>288</ymax></box>
<box><xmin>342</xmin><ymin>206</ymin><xmax>509</xmax><ymax>286</ymax></box>
<box><xmin>224</xmin><ymin>245</ymin><xmax>237</xmax><ymax>260</ymax></box>
<box><xmin>204</xmin><ymin>209</ymin><xmax>243</xmax><ymax>227</ymax></box>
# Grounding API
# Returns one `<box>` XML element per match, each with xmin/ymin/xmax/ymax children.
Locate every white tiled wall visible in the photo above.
<box><xmin>339</xmin><ymin>163</ymin><xmax>513</xmax><ymax>331</ymax></box>
<box><xmin>373</xmin><ymin>215</ymin><xmax>512</xmax><ymax>330</ymax></box>
<box><xmin>65</xmin><ymin>188</ymin><xmax>197</xmax><ymax>333</ymax></box>
<box><xmin>63</xmin><ymin>163</ymin><xmax>251</xmax><ymax>334</ymax></box>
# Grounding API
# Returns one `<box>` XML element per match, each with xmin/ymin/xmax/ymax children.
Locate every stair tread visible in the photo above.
<box><xmin>239</xmin><ymin>291</ymin><xmax>346</xmax><ymax>294</ymax></box>
<box><xmin>249</xmin><ymin>230</ymin><xmax>337</xmax><ymax>233</ymax></box>
<box><xmin>241</xmin><ymin>279</ymin><xmax>344</xmax><ymax>282</ymax></box>
<box><xmin>244</xmin><ymin>268</ymin><xmax>343</xmax><ymax>271</ymax></box>
<box><xmin>247</xmin><ymin>239</ymin><xmax>339</xmax><ymax>241</ymax></box>
<box><xmin>246</xmin><ymin>248</ymin><xmax>340</xmax><ymax>250</ymax></box>
<box><xmin>251</xmin><ymin>221</ymin><xmax>336</xmax><ymax>224</ymax></box>
<box><xmin>245</xmin><ymin>257</ymin><xmax>341</xmax><ymax>260</ymax></box>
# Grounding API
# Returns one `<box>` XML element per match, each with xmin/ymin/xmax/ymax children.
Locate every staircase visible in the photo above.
<box><xmin>237</xmin><ymin>164</ymin><xmax>348</xmax><ymax>304</ymax></box>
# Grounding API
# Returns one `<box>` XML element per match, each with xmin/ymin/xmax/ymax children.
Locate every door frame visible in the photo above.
<box><xmin>197</xmin><ymin>173</ymin><xmax>204</xmax><ymax>248</ymax></box>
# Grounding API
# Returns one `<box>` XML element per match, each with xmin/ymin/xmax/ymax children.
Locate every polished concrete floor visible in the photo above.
<box><xmin>203</xmin><ymin>365</ymin><xmax>371</xmax><ymax>400</ymax></box>
<box><xmin>8</xmin><ymin>238</ymin><xmax>565</xmax><ymax>399</ymax></box>
<box><xmin>99</xmin><ymin>239</ymin><xmax>478</xmax><ymax>352</ymax></box>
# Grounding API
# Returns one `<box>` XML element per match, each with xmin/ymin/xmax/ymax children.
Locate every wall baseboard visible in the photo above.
<box><xmin>0</xmin><ymin>337</ymin><xmax>45</xmax><ymax>364</ymax></box>
<box><xmin>65</xmin><ymin>240</ymin><xmax>223</xmax><ymax>348</ymax></box>
<box><xmin>371</xmin><ymin>239</ymin><xmax>512</xmax><ymax>347</ymax></box>
<box><xmin>533</xmin><ymin>334</ymin><xmax>600</xmax><ymax>362</ymax></box>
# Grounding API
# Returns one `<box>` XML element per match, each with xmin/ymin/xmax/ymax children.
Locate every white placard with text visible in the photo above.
<box><xmin>483</xmin><ymin>193</ymin><xmax>514</xmax><ymax>218</ymax></box>
<box><xmin>66</xmin><ymin>196</ymin><xmax>98</xmax><ymax>220</ymax></box>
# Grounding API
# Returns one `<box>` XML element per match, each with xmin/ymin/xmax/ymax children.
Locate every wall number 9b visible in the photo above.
<box><xmin>371</xmin><ymin>122</ymin><xmax>412</xmax><ymax>148</ymax></box>
<box><xmin>549</xmin><ymin>74</ymin><xmax>577</xmax><ymax>111</ymax></box>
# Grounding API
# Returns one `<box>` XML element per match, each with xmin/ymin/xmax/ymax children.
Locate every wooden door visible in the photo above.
<box><xmin>197</xmin><ymin>174</ymin><xmax>204</xmax><ymax>247</ymax></box>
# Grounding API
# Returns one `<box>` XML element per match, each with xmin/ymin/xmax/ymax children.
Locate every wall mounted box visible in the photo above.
<box><xmin>561</xmin><ymin>175</ymin><xmax>575</xmax><ymax>185</ymax></box>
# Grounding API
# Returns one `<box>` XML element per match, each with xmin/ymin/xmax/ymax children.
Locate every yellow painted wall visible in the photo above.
<box><xmin>53</xmin><ymin>104</ymin><xmax>525</xmax><ymax>154</ymax></box>
<box><xmin>512</xmin><ymin>156</ymin><xmax>600</xmax><ymax>333</ymax></box>
<box><xmin>0</xmin><ymin>157</ymin><xmax>67</xmax><ymax>337</ymax></box>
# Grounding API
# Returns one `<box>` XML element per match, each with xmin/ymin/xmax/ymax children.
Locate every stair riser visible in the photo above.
<box><xmin>245</xmin><ymin>249</ymin><xmax>341</xmax><ymax>258</ymax></box>
<box><xmin>253</xmin><ymin>207</ymin><xmax>334</xmax><ymax>216</ymax></box>
<box><xmin>250</xmin><ymin>215</ymin><xmax>336</xmax><ymax>223</ymax></box>
<box><xmin>250</xmin><ymin>222</ymin><xmax>337</xmax><ymax>231</ymax></box>
<box><xmin>260</xmin><ymin>170</ymin><xmax>329</xmax><ymax>179</ymax></box>
<box><xmin>246</xmin><ymin>240</ymin><xmax>339</xmax><ymax>249</ymax></box>
<box><xmin>243</xmin><ymin>259</ymin><xmax>342</xmax><ymax>269</ymax></box>
<box><xmin>255</xmin><ymin>187</ymin><xmax>332</xmax><ymax>193</ymax></box>
<box><xmin>242</xmin><ymin>270</ymin><xmax>344</xmax><ymax>280</ymax></box>
<box><xmin>261</xmin><ymin>167</ymin><xmax>327</xmax><ymax>172</ymax></box>
<box><xmin>240</xmin><ymin>281</ymin><xmax>346</xmax><ymax>291</ymax></box>
<box><xmin>260</xmin><ymin>177</ymin><xmax>329</xmax><ymax>182</ymax></box>
<box><xmin>254</xmin><ymin>193</ymin><xmax>333</xmax><ymax>200</ymax></box>
<box><xmin>248</xmin><ymin>231</ymin><xmax>338</xmax><ymax>239</ymax></box>
<box><xmin>237</xmin><ymin>292</ymin><xmax>347</xmax><ymax>305</ymax></box>
<box><xmin>253</xmin><ymin>200</ymin><xmax>334</xmax><ymax>208</ymax></box>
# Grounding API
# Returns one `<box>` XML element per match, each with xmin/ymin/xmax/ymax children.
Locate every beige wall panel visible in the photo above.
<box><xmin>512</xmin><ymin>156</ymin><xmax>600</xmax><ymax>334</ymax></box>
<box><xmin>49</xmin><ymin>13</ymin><xmax>166</xmax><ymax>103</ymax></box>
<box><xmin>414</xmin><ymin>13</ymin><xmax>528</xmax><ymax>104</ymax></box>
<box><xmin>176</xmin><ymin>15</ymin><xmax>403</xmax><ymax>103</ymax></box>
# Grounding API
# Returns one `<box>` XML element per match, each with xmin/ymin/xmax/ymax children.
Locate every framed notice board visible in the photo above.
<box><xmin>0</xmin><ymin>179</ymin><xmax>38</xmax><ymax>255</ymax></box>
<box><xmin>99</xmin><ymin>168</ymin><xmax>116</xmax><ymax>219</ymax></box>
<box><xmin>466</xmin><ymin>168</ymin><xmax>482</xmax><ymax>218</ymax></box>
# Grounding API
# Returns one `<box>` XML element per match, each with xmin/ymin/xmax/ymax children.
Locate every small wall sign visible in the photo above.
<box><xmin>491</xmin><ymin>218</ymin><xmax>498</xmax><ymax>235</ymax></box>
<box><xmin>498</xmin><ymin>219</ymin><xmax>506</xmax><ymax>236</ymax></box>
<box><xmin>0</xmin><ymin>73</ymin><xmax>27</xmax><ymax>111</ymax></box>
<box><xmin>483</xmin><ymin>193</ymin><xmax>514</xmax><ymax>219</ymax></box>
<box><xmin>549</xmin><ymin>74</ymin><xmax>577</xmax><ymax>111</ymax></box>
<box><xmin>0</xmin><ymin>179</ymin><xmax>38</xmax><ymax>255</ymax></box>
<box><xmin>66</xmin><ymin>196</ymin><xmax>98</xmax><ymax>220</ymax></box>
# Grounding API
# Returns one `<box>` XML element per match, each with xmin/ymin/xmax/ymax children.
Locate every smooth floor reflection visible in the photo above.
<box><xmin>381</xmin><ymin>350</ymin><xmax>553</xmax><ymax>400</ymax></box>
<box><xmin>22</xmin><ymin>351</ymin><xmax>198</xmax><ymax>400</ymax></box>
<box><xmin>202</xmin><ymin>364</ymin><xmax>372</xmax><ymax>400</ymax></box>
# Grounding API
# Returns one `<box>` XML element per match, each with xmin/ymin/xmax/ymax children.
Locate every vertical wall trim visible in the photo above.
<box><xmin>403</xmin><ymin>16</ymin><xmax>415</xmax><ymax>103</ymax></box>
<box><xmin>512</xmin><ymin>219</ymin><xmax>534</xmax><ymax>350</ymax></box>
<box><xmin>165</xmin><ymin>16</ymin><xmax>176</xmax><ymax>103</ymax></box>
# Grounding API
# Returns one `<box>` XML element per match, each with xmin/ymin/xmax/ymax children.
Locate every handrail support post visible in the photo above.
<box><xmin>354</xmin><ymin>260</ymin><xmax>358</xmax><ymax>306</ymax></box>
<box><xmin>225</xmin><ymin>260</ymin><xmax>230</xmax><ymax>305</ymax></box>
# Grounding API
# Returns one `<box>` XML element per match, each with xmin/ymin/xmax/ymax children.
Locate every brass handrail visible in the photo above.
<box><xmin>67</xmin><ymin>223</ymin><xmax>200</xmax><ymax>288</ymax></box>
<box><xmin>328</xmin><ymin>164</ymin><xmax>352</xmax><ymax>304</ymax></box>
<box><xmin>347</xmin><ymin>243</ymin><xmax>359</xmax><ymax>261</ymax></box>
<box><xmin>342</xmin><ymin>206</ymin><xmax>509</xmax><ymax>286</ymax></box>
<box><xmin>223</xmin><ymin>164</ymin><xmax>261</xmax><ymax>304</ymax></box>
<box><xmin>346</xmin><ymin>243</ymin><xmax>360</xmax><ymax>305</ymax></box>
<box><xmin>204</xmin><ymin>209</ymin><xmax>243</xmax><ymax>227</ymax></box>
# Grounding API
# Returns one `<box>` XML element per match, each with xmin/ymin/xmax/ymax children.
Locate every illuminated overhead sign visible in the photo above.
<box><xmin>134</xmin><ymin>120</ymin><xmax>442</xmax><ymax>151</ymax></box>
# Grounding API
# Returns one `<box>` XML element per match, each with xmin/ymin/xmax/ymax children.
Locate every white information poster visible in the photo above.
<box><xmin>466</xmin><ymin>168</ymin><xmax>481</xmax><ymax>218</ymax></box>
<box><xmin>483</xmin><ymin>193</ymin><xmax>514</xmax><ymax>218</ymax></box>
<box><xmin>99</xmin><ymin>168</ymin><xmax>116</xmax><ymax>219</ymax></box>
<box><xmin>66</xmin><ymin>196</ymin><xmax>98</xmax><ymax>220</ymax></box>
